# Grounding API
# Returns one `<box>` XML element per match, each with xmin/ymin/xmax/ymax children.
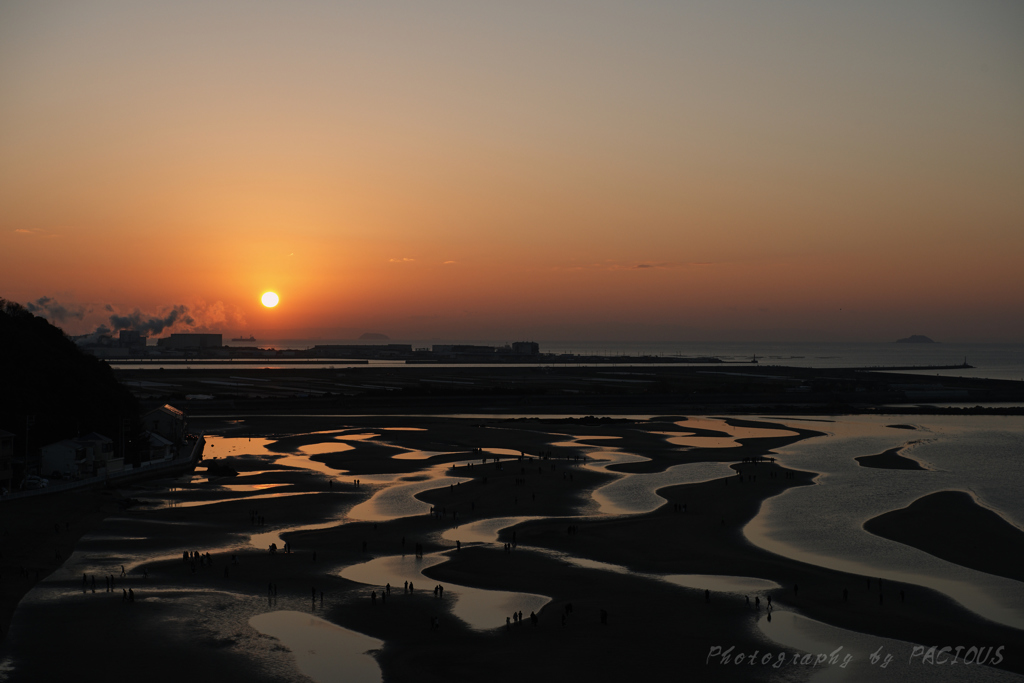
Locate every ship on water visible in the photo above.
<box><xmin>232</xmin><ymin>335</ymin><xmax>256</xmax><ymax>342</ymax></box>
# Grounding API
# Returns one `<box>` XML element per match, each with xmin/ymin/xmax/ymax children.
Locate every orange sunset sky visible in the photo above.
<box><xmin>2</xmin><ymin>1</ymin><xmax>1022</xmax><ymax>342</ymax></box>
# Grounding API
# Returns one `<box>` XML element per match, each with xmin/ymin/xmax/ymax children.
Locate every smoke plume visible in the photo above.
<box><xmin>22</xmin><ymin>296</ymin><xmax>246</xmax><ymax>340</ymax></box>
<box><xmin>108</xmin><ymin>305</ymin><xmax>194</xmax><ymax>336</ymax></box>
<box><xmin>25</xmin><ymin>296</ymin><xmax>86</xmax><ymax>323</ymax></box>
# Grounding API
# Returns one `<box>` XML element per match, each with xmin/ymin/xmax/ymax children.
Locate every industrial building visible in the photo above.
<box><xmin>156</xmin><ymin>334</ymin><xmax>223</xmax><ymax>349</ymax></box>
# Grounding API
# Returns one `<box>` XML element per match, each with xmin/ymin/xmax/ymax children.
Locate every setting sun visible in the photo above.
<box><xmin>261</xmin><ymin>291</ymin><xmax>279</xmax><ymax>308</ymax></box>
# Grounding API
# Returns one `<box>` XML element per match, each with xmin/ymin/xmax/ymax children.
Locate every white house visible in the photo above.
<box><xmin>144</xmin><ymin>404</ymin><xmax>186</xmax><ymax>444</ymax></box>
<box><xmin>141</xmin><ymin>432</ymin><xmax>174</xmax><ymax>463</ymax></box>
<box><xmin>40</xmin><ymin>433</ymin><xmax>119</xmax><ymax>478</ymax></box>
<box><xmin>40</xmin><ymin>439</ymin><xmax>86</xmax><ymax>479</ymax></box>
<box><xmin>79</xmin><ymin>432</ymin><xmax>123</xmax><ymax>474</ymax></box>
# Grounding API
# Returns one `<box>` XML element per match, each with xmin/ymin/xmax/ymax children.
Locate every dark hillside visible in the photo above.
<box><xmin>0</xmin><ymin>298</ymin><xmax>141</xmax><ymax>471</ymax></box>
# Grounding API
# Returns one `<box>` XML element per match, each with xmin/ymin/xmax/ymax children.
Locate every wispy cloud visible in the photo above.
<box><xmin>389</xmin><ymin>257</ymin><xmax>415</xmax><ymax>263</ymax></box>
<box><xmin>620</xmin><ymin>262</ymin><xmax>714</xmax><ymax>270</ymax></box>
<box><xmin>557</xmin><ymin>261</ymin><xmax>716</xmax><ymax>272</ymax></box>
<box><xmin>443</xmin><ymin>260</ymin><xmax>457</xmax><ymax>265</ymax></box>
<box><xmin>14</xmin><ymin>228</ymin><xmax>57</xmax><ymax>237</ymax></box>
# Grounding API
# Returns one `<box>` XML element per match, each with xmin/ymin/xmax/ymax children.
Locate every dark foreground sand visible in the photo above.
<box><xmin>0</xmin><ymin>490</ymin><xmax>127</xmax><ymax>639</ymax></box>
<box><xmin>1</xmin><ymin>415</ymin><xmax>1022</xmax><ymax>682</ymax></box>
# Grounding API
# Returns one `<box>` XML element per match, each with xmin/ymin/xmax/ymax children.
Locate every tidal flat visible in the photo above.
<box><xmin>1</xmin><ymin>413</ymin><xmax>1022</xmax><ymax>683</ymax></box>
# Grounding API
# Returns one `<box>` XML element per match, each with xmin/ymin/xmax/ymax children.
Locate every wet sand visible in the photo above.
<box><xmin>2</xmin><ymin>415</ymin><xmax>1022</xmax><ymax>682</ymax></box>
<box><xmin>864</xmin><ymin>490</ymin><xmax>1024</xmax><ymax>583</ymax></box>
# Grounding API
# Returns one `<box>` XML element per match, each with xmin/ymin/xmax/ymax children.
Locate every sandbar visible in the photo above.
<box><xmin>856</xmin><ymin>446</ymin><xmax>926</xmax><ymax>470</ymax></box>
<box><xmin>864</xmin><ymin>490</ymin><xmax>1024</xmax><ymax>583</ymax></box>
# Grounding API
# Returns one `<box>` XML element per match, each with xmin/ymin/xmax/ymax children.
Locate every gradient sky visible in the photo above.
<box><xmin>2</xmin><ymin>0</ymin><xmax>1022</xmax><ymax>342</ymax></box>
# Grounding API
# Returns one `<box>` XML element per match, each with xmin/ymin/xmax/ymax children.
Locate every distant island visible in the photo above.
<box><xmin>359</xmin><ymin>332</ymin><xmax>390</xmax><ymax>340</ymax></box>
<box><xmin>896</xmin><ymin>335</ymin><xmax>936</xmax><ymax>344</ymax></box>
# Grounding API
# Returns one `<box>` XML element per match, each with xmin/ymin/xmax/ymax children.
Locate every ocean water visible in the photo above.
<box><xmin>745</xmin><ymin>414</ymin><xmax>1024</xmax><ymax>630</ymax></box>
<box><xmin>225</xmin><ymin>339</ymin><xmax>1024</xmax><ymax>382</ymax></box>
